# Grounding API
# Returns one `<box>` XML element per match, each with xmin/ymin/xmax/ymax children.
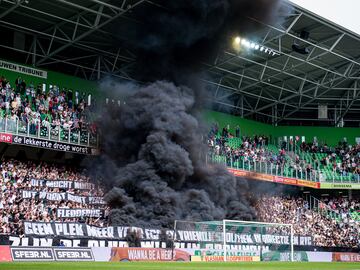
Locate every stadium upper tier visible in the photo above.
<box><xmin>208</xmin><ymin>123</ymin><xmax>360</xmax><ymax>185</ymax></box>
<box><xmin>0</xmin><ymin>74</ymin><xmax>98</xmax><ymax>148</ymax></box>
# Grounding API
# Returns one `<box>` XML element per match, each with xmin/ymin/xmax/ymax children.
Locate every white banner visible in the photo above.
<box><xmin>30</xmin><ymin>179</ymin><xmax>95</xmax><ymax>190</ymax></box>
<box><xmin>56</xmin><ymin>208</ymin><xmax>104</xmax><ymax>219</ymax></box>
<box><xmin>21</xmin><ymin>190</ymin><xmax>106</xmax><ymax>205</ymax></box>
<box><xmin>0</xmin><ymin>60</ymin><xmax>47</xmax><ymax>79</ymax></box>
<box><xmin>22</xmin><ymin>222</ymin><xmax>312</xmax><ymax>247</ymax></box>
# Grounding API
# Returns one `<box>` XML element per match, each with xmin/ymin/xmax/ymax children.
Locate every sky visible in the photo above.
<box><xmin>290</xmin><ymin>0</ymin><xmax>360</xmax><ymax>35</ymax></box>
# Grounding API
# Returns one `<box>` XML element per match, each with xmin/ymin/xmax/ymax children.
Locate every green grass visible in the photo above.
<box><xmin>0</xmin><ymin>262</ymin><xmax>359</xmax><ymax>270</ymax></box>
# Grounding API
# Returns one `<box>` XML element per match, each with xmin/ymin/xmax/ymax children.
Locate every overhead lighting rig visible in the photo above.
<box><xmin>233</xmin><ymin>36</ymin><xmax>280</xmax><ymax>57</ymax></box>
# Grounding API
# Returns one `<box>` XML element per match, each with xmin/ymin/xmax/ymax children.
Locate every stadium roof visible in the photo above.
<box><xmin>0</xmin><ymin>0</ymin><xmax>359</xmax><ymax>126</ymax></box>
<box><xmin>205</xmin><ymin>2</ymin><xmax>360</xmax><ymax>126</ymax></box>
<box><xmin>0</xmin><ymin>0</ymin><xmax>147</xmax><ymax>80</ymax></box>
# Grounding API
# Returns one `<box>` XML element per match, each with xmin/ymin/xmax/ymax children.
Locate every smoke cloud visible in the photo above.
<box><xmin>122</xmin><ymin>0</ymin><xmax>284</xmax><ymax>81</ymax></box>
<box><xmin>98</xmin><ymin>81</ymin><xmax>255</xmax><ymax>227</ymax></box>
<box><xmin>94</xmin><ymin>0</ymin><xmax>285</xmax><ymax>227</ymax></box>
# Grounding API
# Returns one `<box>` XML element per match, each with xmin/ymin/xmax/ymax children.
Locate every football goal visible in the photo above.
<box><xmin>174</xmin><ymin>219</ymin><xmax>294</xmax><ymax>262</ymax></box>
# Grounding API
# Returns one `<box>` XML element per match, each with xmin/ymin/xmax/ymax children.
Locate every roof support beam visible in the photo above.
<box><xmin>276</xmin><ymin>76</ymin><xmax>352</xmax><ymax>123</ymax></box>
<box><xmin>249</xmin><ymin>16</ymin><xmax>360</xmax><ymax>67</ymax></box>
<box><xmin>330</xmin><ymin>33</ymin><xmax>345</xmax><ymax>51</ymax></box>
<box><xmin>54</xmin><ymin>0</ymin><xmax>112</xmax><ymax>19</ymax></box>
<box><xmin>0</xmin><ymin>0</ymin><xmax>24</xmax><ymax>19</ymax></box>
<box><xmin>207</xmin><ymin>64</ymin><xmax>312</xmax><ymax>99</ymax></box>
<box><xmin>39</xmin><ymin>54</ymin><xmax>97</xmax><ymax>66</ymax></box>
<box><xmin>204</xmin><ymin>79</ymin><xmax>298</xmax><ymax>109</ymax></box>
<box><xmin>36</xmin><ymin>0</ymin><xmax>146</xmax><ymax>66</ymax></box>
<box><xmin>224</xmin><ymin>51</ymin><xmax>338</xmax><ymax>87</ymax></box>
<box><xmin>244</xmin><ymin>72</ymin><xmax>344</xmax><ymax>117</ymax></box>
<box><xmin>0</xmin><ymin>43</ymin><xmax>135</xmax><ymax>82</ymax></box>
<box><xmin>94</xmin><ymin>4</ymin><xmax>104</xmax><ymax>26</ymax></box>
<box><xmin>89</xmin><ymin>0</ymin><xmax>124</xmax><ymax>12</ymax></box>
<box><xmin>335</xmin><ymin>81</ymin><xmax>360</xmax><ymax>125</ymax></box>
<box><xmin>210</xmin><ymin>35</ymin><xmax>358</xmax><ymax>104</ymax></box>
<box><xmin>0</xmin><ymin>20</ymin><xmax>134</xmax><ymax>62</ymax></box>
<box><xmin>286</xmin><ymin>12</ymin><xmax>302</xmax><ymax>33</ymax></box>
<box><xmin>210</xmin><ymin>100</ymin><xmax>274</xmax><ymax>119</ymax></box>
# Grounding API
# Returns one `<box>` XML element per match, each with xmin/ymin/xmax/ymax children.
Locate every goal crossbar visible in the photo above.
<box><xmin>222</xmin><ymin>220</ymin><xmax>294</xmax><ymax>262</ymax></box>
<box><xmin>173</xmin><ymin>219</ymin><xmax>294</xmax><ymax>262</ymax></box>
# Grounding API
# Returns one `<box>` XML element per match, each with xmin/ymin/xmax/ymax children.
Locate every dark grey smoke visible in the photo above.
<box><xmin>98</xmin><ymin>81</ymin><xmax>255</xmax><ymax>227</ymax></box>
<box><xmin>120</xmin><ymin>0</ymin><xmax>284</xmax><ymax>81</ymax></box>
<box><xmin>94</xmin><ymin>0</ymin><xmax>285</xmax><ymax>227</ymax></box>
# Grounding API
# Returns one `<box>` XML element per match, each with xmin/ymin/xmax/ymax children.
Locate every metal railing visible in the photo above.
<box><xmin>306</xmin><ymin>196</ymin><xmax>360</xmax><ymax>226</ymax></box>
<box><xmin>0</xmin><ymin>117</ymin><xmax>98</xmax><ymax>148</ymax></box>
<box><xmin>210</xmin><ymin>155</ymin><xmax>360</xmax><ymax>184</ymax></box>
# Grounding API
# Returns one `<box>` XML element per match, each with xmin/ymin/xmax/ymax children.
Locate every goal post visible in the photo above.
<box><xmin>174</xmin><ymin>219</ymin><xmax>294</xmax><ymax>262</ymax></box>
<box><xmin>222</xmin><ymin>220</ymin><xmax>294</xmax><ymax>262</ymax></box>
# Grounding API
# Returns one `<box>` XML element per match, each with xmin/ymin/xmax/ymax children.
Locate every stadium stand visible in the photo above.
<box><xmin>0</xmin><ymin>155</ymin><xmax>358</xmax><ymax>249</ymax></box>
<box><xmin>207</xmin><ymin>124</ymin><xmax>360</xmax><ymax>248</ymax></box>
<box><xmin>0</xmin><ymin>158</ymin><xmax>109</xmax><ymax>235</ymax></box>
<box><xmin>256</xmin><ymin>196</ymin><xmax>360</xmax><ymax>248</ymax></box>
<box><xmin>299</xmin><ymin>141</ymin><xmax>360</xmax><ymax>182</ymax></box>
<box><xmin>0</xmin><ymin>75</ymin><xmax>97</xmax><ymax>146</ymax></box>
<box><xmin>0</xmin><ymin>72</ymin><xmax>358</xmax><ymax>253</ymax></box>
<box><xmin>209</xmin><ymin>124</ymin><xmax>360</xmax><ymax>183</ymax></box>
<box><xmin>1</xmin><ymin>0</ymin><xmax>360</xmax><ymax>266</ymax></box>
<box><xmin>319</xmin><ymin>197</ymin><xmax>360</xmax><ymax>223</ymax></box>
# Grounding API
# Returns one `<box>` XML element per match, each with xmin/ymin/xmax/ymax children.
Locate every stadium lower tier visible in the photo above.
<box><xmin>0</xmin><ymin>158</ymin><xmax>359</xmax><ymax>251</ymax></box>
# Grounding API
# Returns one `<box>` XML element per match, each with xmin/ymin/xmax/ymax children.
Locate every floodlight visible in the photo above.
<box><xmin>244</xmin><ymin>40</ymin><xmax>251</xmax><ymax>48</ymax></box>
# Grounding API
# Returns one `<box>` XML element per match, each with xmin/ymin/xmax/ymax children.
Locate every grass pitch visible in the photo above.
<box><xmin>0</xmin><ymin>262</ymin><xmax>359</xmax><ymax>270</ymax></box>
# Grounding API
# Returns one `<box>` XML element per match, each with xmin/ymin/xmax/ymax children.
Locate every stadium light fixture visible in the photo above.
<box><xmin>233</xmin><ymin>36</ymin><xmax>279</xmax><ymax>56</ymax></box>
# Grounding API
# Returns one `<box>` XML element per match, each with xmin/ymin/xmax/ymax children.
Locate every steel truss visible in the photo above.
<box><xmin>0</xmin><ymin>0</ymin><xmax>148</xmax><ymax>81</ymax></box>
<box><xmin>205</xmin><ymin>2</ymin><xmax>360</xmax><ymax>125</ymax></box>
<box><xmin>0</xmin><ymin>0</ymin><xmax>359</xmax><ymax>126</ymax></box>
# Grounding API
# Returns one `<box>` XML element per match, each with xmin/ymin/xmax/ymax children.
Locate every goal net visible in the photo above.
<box><xmin>173</xmin><ymin>220</ymin><xmax>294</xmax><ymax>262</ymax></box>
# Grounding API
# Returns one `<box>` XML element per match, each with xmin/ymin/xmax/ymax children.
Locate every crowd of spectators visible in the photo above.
<box><xmin>207</xmin><ymin>123</ymin><xmax>284</xmax><ymax>166</ymax></box>
<box><xmin>0</xmin><ymin>75</ymin><xmax>96</xmax><ymax>140</ymax></box>
<box><xmin>207</xmin><ymin>123</ymin><xmax>360</xmax><ymax>181</ymax></box>
<box><xmin>257</xmin><ymin>196</ymin><xmax>360</xmax><ymax>248</ymax></box>
<box><xmin>300</xmin><ymin>140</ymin><xmax>360</xmax><ymax>179</ymax></box>
<box><xmin>0</xmin><ymin>156</ymin><xmax>359</xmax><ymax>249</ymax></box>
<box><xmin>0</xmin><ymin>158</ymin><xmax>108</xmax><ymax>235</ymax></box>
<box><xmin>319</xmin><ymin>197</ymin><xmax>360</xmax><ymax>222</ymax></box>
<box><xmin>207</xmin><ymin>124</ymin><xmax>360</xmax><ymax>249</ymax></box>
<box><xmin>207</xmin><ymin>125</ymin><xmax>320</xmax><ymax>180</ymax></box>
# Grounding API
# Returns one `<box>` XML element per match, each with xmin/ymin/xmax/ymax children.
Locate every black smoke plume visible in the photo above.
<box><xmin>95</xmin><ymin>0</ymin><xmax>285</xmax><ymax>228</ymax></box>
<box><xmin>120</xmin><ymin>0</ymin><xmax>284</xmax><ymax>81</ymax></box>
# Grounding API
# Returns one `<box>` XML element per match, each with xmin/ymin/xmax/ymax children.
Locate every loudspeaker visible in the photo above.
<box><xmin>292</xmin><ymin>44</ymin><xmax>310</xmax><ymax>55</ymax></box>
<box><xmin>300</xmin><ymin>30</ymin><xmax>310</xmax><ymax>40</ymax></box>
